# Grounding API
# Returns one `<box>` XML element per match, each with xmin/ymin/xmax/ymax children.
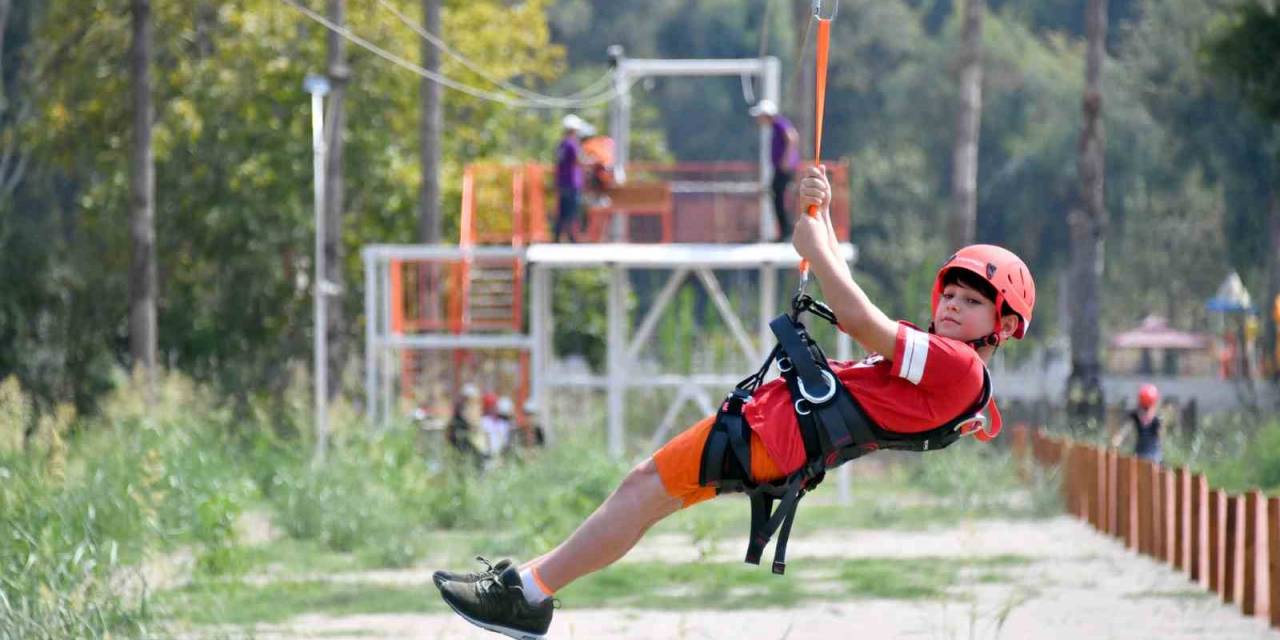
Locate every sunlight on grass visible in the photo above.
<box><xmin>155</xmin><ymin>579</ymin><xmax>446</xmax><ymax>626</ymax></box>
<box><xmin>155</xmin><ymin>554</ymin><xmax>1034</xmax><ymax>629</ymax></box>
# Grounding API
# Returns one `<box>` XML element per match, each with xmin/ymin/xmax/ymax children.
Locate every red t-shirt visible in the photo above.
<box><xmin>742</xmin><ymin>321</ymin><xmax>987</xmax><ymax>475</ymax></box>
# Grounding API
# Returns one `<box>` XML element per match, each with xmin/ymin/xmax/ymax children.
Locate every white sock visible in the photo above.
<box><xmin>519</xmin><ymin>567</ymin><xmax>551</xmax><ymax>604</ymax></box>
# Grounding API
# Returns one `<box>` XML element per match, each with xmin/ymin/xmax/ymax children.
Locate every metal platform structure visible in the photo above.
<box><xmin>607</xmin><ymin>53</ymin><xmax>781</xmax><ymax>237</ymax></box>
<box><xmin>363</xmin><ymin>242</ymin><xmax>858</xmax><ymax>458</ymax></box>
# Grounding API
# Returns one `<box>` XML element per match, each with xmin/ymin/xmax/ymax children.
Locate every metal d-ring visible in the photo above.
<box><xmin>797</xmin><ymin>370</ymin><xmax>837</xmax><ymax>404</ymax></box>
<box><xmin>812</xmin><ymin>0</ymin><xmax>839</xmax><ymax>20</ymax></box>
<box><xmin>778</xmin><ymin>357</ymin><xmax>794</xmax><ymax>373</ymax></box>
<box><xmin>794</xmin><ymin>398</ymin><xmax>811</xmax><ymax>416</ymax></box>
<box><xmin>954</xmin><ymin>414</ymin><xmax>988</xmax><ymax>437</ymax></box>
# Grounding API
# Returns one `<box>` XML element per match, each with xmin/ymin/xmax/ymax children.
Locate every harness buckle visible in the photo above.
<box><xmin>794</xmin><ymin>398</ymin><xmax>811</xmax><ymax>416</ymax></box>
<box><xmin>953</xmin><ymin>414</ymin><xmax>990</xmax><ymax>438</ymax></box>
<box><xmin>796</xmin><ymin>369</ymin><xmax>837</xmax><ymax>404</ymax></box>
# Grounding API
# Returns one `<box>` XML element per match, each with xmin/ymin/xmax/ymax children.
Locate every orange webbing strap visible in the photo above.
<box><xmin>798</xmin><ymin>11</ymin><xmax>834</xmax><ymax>281</ymax></box>
<box><xmin>957</xmin><ymin>396</ymin><xmax>1004</xmax><ymax>443</ymax></box>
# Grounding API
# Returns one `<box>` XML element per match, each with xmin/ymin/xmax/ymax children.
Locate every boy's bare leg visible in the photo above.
<box><xmin>521</xmin><ymin>456</ymin><xmax>683</xmax><ymax>592</ymax></box>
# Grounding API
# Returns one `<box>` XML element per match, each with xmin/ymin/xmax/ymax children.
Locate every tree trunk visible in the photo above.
<box><xmin>1067</xmin><ymin>0</ymin><xmax>1108</xmax><ymax>428</ymax></box>
<box><xmin>949</xmin><ymin>0</ymin><xmax>984</xmax><ymax>250</ymax></box>
<box><xmin>0</xmin><ymin>0</ymin><xmax>10</xmax><ymax>79</ymax></box>
<box><xmin>324</xmin><ymin>0</ymin><xmax>348</xmax><ymax>400</ymax></box>
<box><xmin>790</xmin><ymin>0</ymin><xmax>813</xmax><ymax>159</ymax></box>
<box><xmin>418</xmin><ymin>0</ymin><xmax>442</xmax><ymax>244</ymax></box>
<box><xmin>1266</xmin><ymin>189</ymin><xmax>1279</xmax><ymax>385</ymax></box>
<box><xmin>129</xmin><ymin>0</ymin><xmax>157</xmax><ymax>388</ymax></box>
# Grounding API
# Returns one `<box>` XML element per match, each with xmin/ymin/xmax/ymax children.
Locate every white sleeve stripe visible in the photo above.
<box><xmin>900</xmin><ymin>328</ymin><xmax>929</xmax><ymax>385</ymax></box>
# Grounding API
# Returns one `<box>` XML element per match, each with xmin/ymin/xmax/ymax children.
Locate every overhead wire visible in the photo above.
<box><xmin>280</xmin><ymin>0</ymin><xmax>626</xmax><ymax>110</ymax></box>
<box><xmin>372</xmin><ymin>0</ymin><xmax>617</xmax><ymax>105</ymax></box>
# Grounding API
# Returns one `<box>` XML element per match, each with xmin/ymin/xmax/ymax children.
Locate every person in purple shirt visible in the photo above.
<box><xmin>554</xmin><ymin>114</ymin><xmax>590</xmax><ymax>242</ymax></box>
<box><xmin>750</xmin><ymin>99</ymin><xmax>800</xmax><ymax>240</ymax></box>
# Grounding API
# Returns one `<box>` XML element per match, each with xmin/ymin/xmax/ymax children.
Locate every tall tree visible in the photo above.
<box><xmin>1067</xmin><ymin>0</ymin><xmax>1107</xmax><ymax>425</ymax></box>
<box><xmin>418</xmin><ymin>0</ymin><xmax>442</xmax><ymax>244</ymax></box>
<box><xmin>1204</xmin><ymin>2</ymin><xmax>1280</xmax><ymax>381</ymax></box>
<box><xmin>324</xmin><ymin>0</ymin><xmax>348</xmax><ymax>400</ymax></box>
<box><xmin>790</xmin><ymin>0</ymin><xmax>814</xmax><ymax>159</ymax></box>
<box><xmin>128</xmin><ymin>0</ymin><xmax>156</xmax><ymax>388</ymax></box>
<box><xmin>948</xmin><ymin>0</ymin><xmax>984</xmax><ymax>250</ymax></box>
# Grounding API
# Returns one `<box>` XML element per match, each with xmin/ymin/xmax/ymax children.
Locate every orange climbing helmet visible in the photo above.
<box><xmin>931</xmin><ymin>244</ymin><xmax>1036</xmax><ymax>344</ymax></box>
<box><xmin>1137</xmin><ymin>384</ymin><xmax>1160</xmax><ymax>409</ymax></box>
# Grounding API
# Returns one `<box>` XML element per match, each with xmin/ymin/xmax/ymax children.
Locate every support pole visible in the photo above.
<box><xmin>531</xmin><ymin>266</ymin><xmax>551</xmax><ymax>438</ymax></box>
<box><xmin>305</xmin><ymin>75</ymin><xmax>331</xmax><ymax>464</ymax></box>
<box><xmin>364</xmin><ymin>254</ymin><xmax>377</xmax><ymax>423</ymax></box>
<box><xmin>607</xmin><ymin>265</ymin><xmax>627</xmax><ymax>457</ymax></box>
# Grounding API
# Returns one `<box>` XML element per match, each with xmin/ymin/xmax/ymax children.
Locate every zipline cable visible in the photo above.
<box><xmin>796</xmin><ymin>0</ymin><xmax>838</xmax><ymax>299</ymax></box>
<box><xmin>281</xmin><ymin>0</ymin><xmax>626</xmax><ymax>110</ymax></box>
<box><xmin>373</xmin><ymin>0</ymin><xmax>617</xmax><ymax>106</ymax></box>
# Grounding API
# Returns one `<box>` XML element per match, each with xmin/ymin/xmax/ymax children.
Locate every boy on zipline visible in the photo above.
<box><xmin>433</xmin><ymin>165</ymin><xmax>1037</xmax><ymax>640</ymax></box>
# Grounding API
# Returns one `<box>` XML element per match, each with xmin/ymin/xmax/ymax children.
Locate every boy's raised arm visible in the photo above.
<box><xmin>793</xmin><ymin>166</ymin><xmax>900</xmax><ymax>358</ymax></box>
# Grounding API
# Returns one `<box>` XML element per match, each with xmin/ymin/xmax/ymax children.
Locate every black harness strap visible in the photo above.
<box><xmin>698</xmin><ymin>295</ymin><xmax>995</xmax><ymax>575</ymax></box>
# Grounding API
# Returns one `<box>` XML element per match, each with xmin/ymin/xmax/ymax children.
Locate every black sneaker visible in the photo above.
<box><xmin>432</xmin><ymin>556</ymin><xmax>512</xmax><ymax>588</ymax></box>
<box><xmin>437</xmin><ymin>565</ymin><xmax>554</xmax><ymax>640</ymax></box>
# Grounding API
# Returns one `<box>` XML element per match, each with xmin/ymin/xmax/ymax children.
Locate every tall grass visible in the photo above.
<box><xmin>1161</xmin><ymin>411</ymin><xmax>1280</xmax><ymax>493</ymax></box>
<box><xmin>0</xmin><ymin>373</ymin><xmax>254</xmax><ymax>638</ymax></box>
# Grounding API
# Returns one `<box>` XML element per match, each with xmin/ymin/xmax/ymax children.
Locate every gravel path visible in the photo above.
<box><xmin>243</xmin><ymin>516</ymin><xmax>1277</xmax><ymax>639</ymax></box>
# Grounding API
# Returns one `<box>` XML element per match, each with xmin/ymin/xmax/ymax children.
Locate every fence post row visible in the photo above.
<box><xmin>1011</xmin><ymin>426</ymin><xmax>1276</xmax><ymax>629</ymax></box>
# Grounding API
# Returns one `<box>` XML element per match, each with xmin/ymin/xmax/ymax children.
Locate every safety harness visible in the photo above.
<box><xmin>697</xmin><ymin>294</ymin><xmax>994</xmax><ymax>575</ymax></box>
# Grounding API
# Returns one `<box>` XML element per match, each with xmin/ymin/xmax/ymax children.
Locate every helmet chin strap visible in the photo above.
<box><xmin>966</xmin><ymin>332</ymin><xmax>1001</xmax><ymax>351</ymax></box>
<box><xmin>927</xmin><ymin>323</ymin><xmax>1002</xmax><ymax>352</ymax></box>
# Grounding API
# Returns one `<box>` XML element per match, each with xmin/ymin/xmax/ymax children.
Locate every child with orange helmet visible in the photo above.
<box><xmin>1111</xmin><ymin>383</ymin><xmax>1162</xmax><ymax>461</ymax></box>
<box><xmin>434</xmin><ymin>165</ymin><xmax>1036</xmax><ymax>639</ymax></box>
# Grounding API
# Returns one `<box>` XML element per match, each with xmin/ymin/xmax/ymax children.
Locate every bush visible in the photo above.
<box><xmin>1180</xmin><ymin>413</ymin><xmax>1280</xmax><ymax>493</ymax></box>
<box><xmin>0</xmin><ymin>372</ymin><xmax>259</xmax><ymax>638</ymax></box>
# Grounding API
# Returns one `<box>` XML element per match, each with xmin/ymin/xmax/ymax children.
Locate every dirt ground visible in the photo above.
<box><xmin>237</xmin><ymin>516</ymin><xmax>1277</xmax><ymax>640</ymax></box>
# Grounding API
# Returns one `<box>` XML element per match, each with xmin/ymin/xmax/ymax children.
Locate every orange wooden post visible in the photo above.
<box><xmin>1075</xmin><ymin>445</ymin><xmax>1085</xmax><ymax>519</ymax></box>
<box><xmin>1268</xmin><ymin>496</ymin><xmax>1280</xmax><ymax>629</ymax></box>
<box><xmin>1075</xmin><ymin>446</ymin><xmax>1088</xmax><ymax>520</ymax></box>
<box><xmin>1104</xmin><ymin>449</ymin><xmax>1117</xmax><ymax>535</ymax></box>
<box><xmin>1117</xmin><ymin>455</ymin><xmax>1132</xmax><ymax>546</ymax></box>
<box><xmin>1174</xmin><ymin>468</ymin><xmax>1187</xmax><ymax>571</ymax></box>
<box><xmin>1163</xmin><ymin>468</ymin><xmax>1176</xmax><ymax>565</ymax></box>
<box><xmin>1190</xmin><ymin>474</ymin><xmax>1206</xmax><ymax>585</ymax></box>
<box><xmin>1137</xmin><ymin>460</ymin><xmax>1153</xmax><ymax>556</ymax></box>
<box><xmin>1060</xmin><ymin>442</ymin><xmax>1073</xmax><ymax>510</ymax></box>
<box><xmin>1085</xmin><ymin>446</ymin><xmax>1097</xmax><ymax>527</ymax></box>
<box><xmin>1100</xmin><ymin>445</ymin><xmax>1111</xmax><ymax>529</ymax></box>
<box><xmin>1011</xmin><ymin>425</ymin><xmax>1029</xmax><ymax>480</ymax></box>
<box><xmin>1210</xmin><ymin>489</ymin><xmax>1223</xmax><ymax>594</ymax></box>
<box><xmin>1153</xmin><ymin>465</ymin><xmax>1166</xmax><ymax>561</ymax></box>
<box><xmin>1244</xmin><ymin>491</ymin><xmax>1261</xmax><ymax>615</ymax></box>
<box><xmin>1226</xmin><ymin>495</ymin><xmax>1240</xmax><ymax>604</ymax></box>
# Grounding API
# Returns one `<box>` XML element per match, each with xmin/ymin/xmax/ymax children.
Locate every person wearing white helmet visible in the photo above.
<box><xmin>481</xmin><ymin>395</ymin><xmax>514</xmax><ymax>458</ymax></box>
<box><xmin>554</xmin><ymin>114</ymin><xmax>591</xmax><ymax>242</ymax></box>
<box><xmin>446</xmin><ymin>384</ymin><xmax>485</xmax><ymax>469</ymax></box>
<box><xmin>750</xmin><ymin>99</ymin><xmax>800</xmax><ymax>241</ymax></box>
<box><xmin>521</xmin><ymin>397</ymin><xmax>546</xmax><ymax>448</ymax></box>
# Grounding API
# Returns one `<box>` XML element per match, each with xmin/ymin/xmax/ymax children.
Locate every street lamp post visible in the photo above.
<box><xmin>305</xmin><ymin>73</ymin><xmax>331</xmax><ymax>465</ymax></box>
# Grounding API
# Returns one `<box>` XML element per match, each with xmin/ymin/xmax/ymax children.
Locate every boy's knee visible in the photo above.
<box><xmin>623</xmin><ymin>458</ymin><xmax>660</xmax><ymax>486</ymax></box>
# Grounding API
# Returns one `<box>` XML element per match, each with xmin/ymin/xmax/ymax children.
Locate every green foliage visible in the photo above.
<box><xmin>0</xmin><ymin>373</ymin><xmax>254</xmax><ymax>638</ymax></box>
<box><xmin>1164</xmin><ymin>411</ymin><xmax>1280</xmax><ymax>493</ymax></box>
<box><xmin>465</xmin><ymin>431</ymin><xmax>628</xmax><ymax>554</ymax></box>
<box><xmin>2</xmin><ymin>0</ymin><xmax>570</xmax><ymax>414</ymax></box>
<box><xmin>550</xmin><ymin>268</ymin><xmax>621</xmax><ymax>370</ymax></box>
<box><xmin>1204</xmin><ymin>1</ymin><xmax>1280</xmax><ymax>122</ymax></box>
<box><xmin>269</xmin><ymin>429</ymin><xmax>437</xmax><ymax>567</ymax></box>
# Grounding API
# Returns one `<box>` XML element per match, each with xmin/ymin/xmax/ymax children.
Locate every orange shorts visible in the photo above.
<box><xmin>652</xmin><ymin>415</ymin><xmax>787</xmax><ymax>508</ymax></box>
